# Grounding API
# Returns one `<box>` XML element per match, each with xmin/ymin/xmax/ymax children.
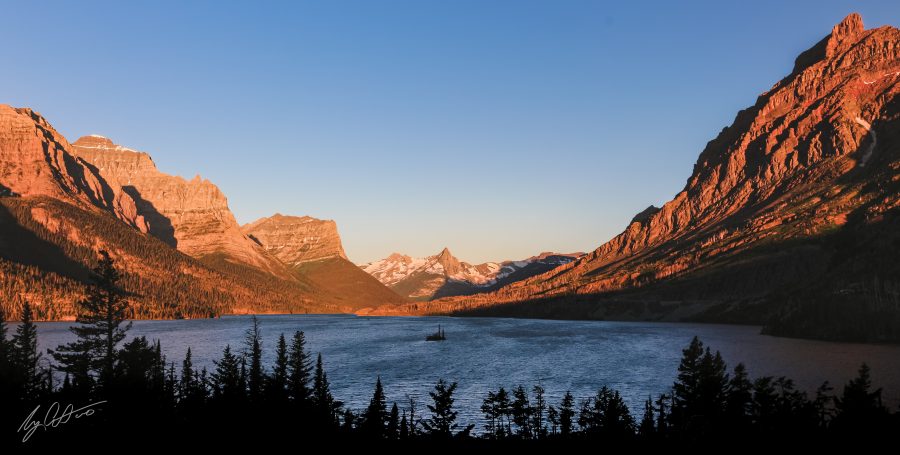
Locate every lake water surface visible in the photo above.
<box><xmin>29</xmin><ymin>315</ymin><xmax>900</xmax><ymax>425</ymax></box>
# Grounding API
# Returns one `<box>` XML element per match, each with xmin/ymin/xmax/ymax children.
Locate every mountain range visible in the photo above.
<box><xmin>0</xmin><ymin>108</ymin><xmax>405</xmax><ymax>319</ymax></box>
<box><xmin>370</xmin><ymin>14</ymin><xmax>900</xmax><ymax>342</ymax></box>
<box><xmin>1</xmin><ymin>13</ymin><xmax>897</xmax><ymax>341</ymax></box>
<box><xmin>360</xmin><ymin>248</ymin><xmax>582</xmax><ymax>300</ymax></box>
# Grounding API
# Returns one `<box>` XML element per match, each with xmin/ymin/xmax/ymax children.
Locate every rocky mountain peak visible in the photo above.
<box><xmin>71</xmin><ymin>135</ymin><xmax>283</xmax><ymax>273</ymax></box>
<box><xmin>432</xmin><ymin>247</ymin><xmax>462</xmax><ymax>274</ymax></box>
<box><xmin>831</xmin><ymin>13</ymin><xmax>865</xmax><ymax>44</ymax></box>
<box><xmin>424</xmin><ymin>13</ymin><xmax>900</xmax><ymax>321</ymax></box>
<box><xmin>0</xmin><ymin>106</ymin><xmax>148</xmax><ymax>232</ymax></box>
<box><xmin>387</xmin><ymin>252</ymin><xmax>412</xmax><ymax>262</ymax></box>
<box><xmin>242</xmin><ymin>213</ymin><xmax>347</xmax><ymax>264</ymax></box>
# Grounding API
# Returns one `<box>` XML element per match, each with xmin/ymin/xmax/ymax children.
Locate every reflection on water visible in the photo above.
<box><xmin>28</xmin><ymin>315</ymin><xmax>900</xmax><ymax>424</ymax></box>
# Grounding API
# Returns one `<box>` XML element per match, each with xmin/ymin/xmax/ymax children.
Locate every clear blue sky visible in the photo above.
<box><xmin>2</xmin><ymin>1</ymin><xmax>898</xmax><ymax>264</ymax></box>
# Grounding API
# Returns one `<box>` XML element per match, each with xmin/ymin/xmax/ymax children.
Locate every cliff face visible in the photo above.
<box><xmin>0</xmin><ymin>108</ymin><xmax>340</xmax><ymax>320</ymax></box>
<box><xmin>411</xmin><ymin>14</ymin><xmax>900</xmax><ymax>339</ymax></box>
<box><xmin>244</xmin><ymin>213</ymin><xmax>407</xmax><ymax>309</ymax></box>
<box><xmin>70</xmin><ymin>135</ymin><xmax>282</xmax><ymax>273</ymax></box>
<box><xmin>242</xmin><ymin>214</ymin><xmax>347</xmax><ymax>264</ymax></box>
<box><xmin>581</xmin><ymin>13</ymin><xmax>896</xmax><ymax>266</ymax></box>
<box><xmin>0</xmin><ymin>106</ymin><xmax>148</xmax><ymax>232</ymax></box>
<box><xmin>0</xmin><ymin>108</ymin><xmax>406</xmax><ymax>319</ymax></box>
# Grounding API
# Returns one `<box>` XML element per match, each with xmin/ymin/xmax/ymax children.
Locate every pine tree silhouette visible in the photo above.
<box><xmin>211</xmin><ymin>345</ymin><xmax>244</xmax><ymax>403</ymax></box>
<box><xmin>244</xmin><ymin>316</ymin><xmax>264</xmax><ymax>401</ymax></box>
<box><xmin>387</xmin><ymin>402</ymin><xmax>400</xmax><ymax>439</ymax></box>
<box><xmin>422</xmin><ymin>379</ymin><xmax>472</xmax><ymax>439</ymax></box>
<box><xmin>268</xmin><ymin>333</ymin><xmax>289</xmax><ymax>402</ymax></box>
<box><xmin>511</xmin><ymin>385</ymin><xmax>532</xmax><ymax>438</ymax></box>
<box><xmin>312</xmin><ymin>352</ymin><xmax>340</xmax><ymax>427</ymax></box>
<box><xmin>288</xmin><ymin>331</ymin><xmax>314</xmax><ymax>406</ymax></box>
<box><xmin>639</xmin><ymin>396</ymin><xmax>656</xmax><ymax>437</ymax></box>
<box><xmin>11</xmin><ymin>301</ymin><xmax>42</xmax><ymax>400</ymax></box>
<box><xmin>362</xmin><ymin>376</ymin><xmax>388</xmax><ymax>438</ymax></box>
<box><xmin>559</xmin><ymin>391</ymin><xmax>575</xmax><ymax>437</ymax></box>
<box><xmin>50</xmin><ymin>251</ymin><xmax>132</xmax><ymax>390</ymax></box>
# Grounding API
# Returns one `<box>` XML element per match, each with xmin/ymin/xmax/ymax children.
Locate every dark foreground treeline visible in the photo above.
<box><xmin>1</xmin><ymin>253</ymin><xmax>898</xmax><ymax>449</ymax></box>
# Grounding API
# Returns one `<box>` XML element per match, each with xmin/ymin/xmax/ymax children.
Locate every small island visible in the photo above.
<box><xmin>426</xmin><ymin>325</ymin><xmax>446</xmax><ymax>341</ymax></box>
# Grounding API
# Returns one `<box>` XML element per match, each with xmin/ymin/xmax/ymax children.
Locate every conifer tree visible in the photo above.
<box><xmin>834</xmin><ymin>363</ymin><xmax>888</xmax><ymax>430</ymax></box>
<box><xmin>117</xmin><ymin>336</ymin><xmax>156</xmax><ymax>389</ymax></box>
<box><xmin>244</xmin><ymin>316</ymin><xmax>263</xmax><ymax>401</ymax></box>
<box><xmin>239</xmin><ymin>357</ymin><xmax>247</xmax><ymax>396</ymax></box>
<box><xmin>421</xmin><ymin>379</ymin><xmax>471</xmax><ymax>438</ymax></box>
<box><xmin>0</xmin><ymin>308</ymin><xmax>8</xmax><ymax>362</ymax></box>
<box><xmin>313</xmin><ymin>353</ymin><xmax>339</xmax><ymax>424</ymax></box>
<box><xmin>511</xmin><ymin>385</ymin><xmax>532</xmax><ymax>438</ymax></box>
<box><xmin>531</xmin><ymin>384</ymin><xmax>547</xmax><ymax>438</ymax></box>
<box><xmin>547</xmin><ymin>405</ymin><xmax>559</xmax><ymax>435</ymax></box>
<box><xmin>399</xmin><ymin>411</ymin><xmax>409</xmax><ymax>439</ymax></box>
<box><xmin>0</xmin><ymin>310</ymin><xmax>12</xmax><ymax>402</ymax></box>
<box><xmin>288</xmin><ymin>331</ymin><xmax>314</xmax><ymax>405</ymax></box>
<box><xmin>494</xmin><ymin>387</ymin><xmax>511</xmax><ymax>436</ymax></box>
<box><xmin>180</xmin><ymin>347</ymin><xmax>195</xmax><ymax>399</ymax></box>
<box><xmin>672</xmin><ymin>336</ymin><xmax>704</xmax><ymax>418</ymax></box>
<box><xmin>581</xmin><ymin>386</ymin><xmax>635</xmax><ymax>438</ymax></box>
<box><xmin>639</xmin><ymin>397</ymin><xmax>656</xmax><ymax>437</ymax></box>
<box><xmin>11</xmin><ymin>301</ymin><xmax>42</xmax><ymax>399</ymax></box>
<box><xmin>50</xmin><ymin>251</ymin><xmax>131</xmax><ymax>389</ymax></box>
<box><xmin>164</xmin><ymin>361</ymin><xmax>177</xmax><ymax>406</ymax></box>
<box><xmin>342</xmin><ymin>409</ymin><xmax>356</xmax><ymax>433</ymax></box>
<box><xmin>406</xmin><ymin>395</ymin><xmax>419</xmax><ymax>437</ymax></box>
<box><xmin>481</xmin><ymin>390</ymin><xmax>502</xmax><ymax>438</ymax></box>
<box><xmin>362</xmin><ymin>376</ymin><xmax>388</xmax><ymax>437</ymax></box>
<box><xmin>726</xmin><ymin>363</ymin><xmax>753</xmax><ymax>426</ymax></box>
<box><xmin>387</xmin><ymin>402</ymin><xmax>400</xmax><ymax>439</ymax></box>
<box><xmin>559</xmin><ymin>391</ymin><xmax>575</xmax><ymax>437</ymax></box>
<box><xmin>268</xmin><ymin>333</ymin><xmax>288</xmax><ymax>401</ymax></box>
<box><xmin>671</xmin><ymin>337</ymin><xmax>729</xmax><ymax>430</ymax></box>
<box><xmin>151</xmin><ymin>340</ymin><xmax>167</xmax><ymax>395</ymax></box>
<box><xmin>654</xmin><ymin>393</ymin><xmax>669</xmax><ymax>435</ymax></box>
<box><xmin>211</xmin><ymin>345</ymin><xmax>243</xmax><ymax>402</ymax></box>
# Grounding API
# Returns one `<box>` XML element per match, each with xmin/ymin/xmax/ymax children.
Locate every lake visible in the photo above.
<box><xmin>27</xmin><ymin>315</ymin><xmax>900</xmax><ymax>425</ymax></box>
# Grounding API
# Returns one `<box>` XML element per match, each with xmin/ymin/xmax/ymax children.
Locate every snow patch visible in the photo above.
<box><xmin>854</xmin><ymin>116</ymin><xmax>877</xmax><ymax>167</ymax></box>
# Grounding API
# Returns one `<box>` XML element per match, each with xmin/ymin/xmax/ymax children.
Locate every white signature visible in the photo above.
<box><xmin>18</xmin><ymin>401</ymin><xmax>107</xmax><ymax>442</ymax></box>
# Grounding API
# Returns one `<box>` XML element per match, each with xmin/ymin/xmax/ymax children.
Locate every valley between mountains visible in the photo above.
<box><xmin>1</xmin><ymin>13</ymin><xmax>898</xmax><ymax>342</ymax></box>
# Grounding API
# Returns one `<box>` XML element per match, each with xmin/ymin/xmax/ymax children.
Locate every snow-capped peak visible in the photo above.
<box><xmin>360</xmin><ymin>249</ymin><xmax>584</xmax><ymax>289</ymax></box>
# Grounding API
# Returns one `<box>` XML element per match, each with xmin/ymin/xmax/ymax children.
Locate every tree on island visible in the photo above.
<box><xmin>50</xmin><ymin>250</ymin><xmax>132</xmax><ymax>391</ymax></box>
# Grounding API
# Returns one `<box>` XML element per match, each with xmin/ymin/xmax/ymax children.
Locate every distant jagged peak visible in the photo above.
<box><xmin>361</xmin><ymin>248</ymin><xmax>583</xmax><ymax>294</ymax></box>
<box><xmin>830</xmin><ymin>12</ymin><xmax>865</xmax><ymax>46</ymax></box>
